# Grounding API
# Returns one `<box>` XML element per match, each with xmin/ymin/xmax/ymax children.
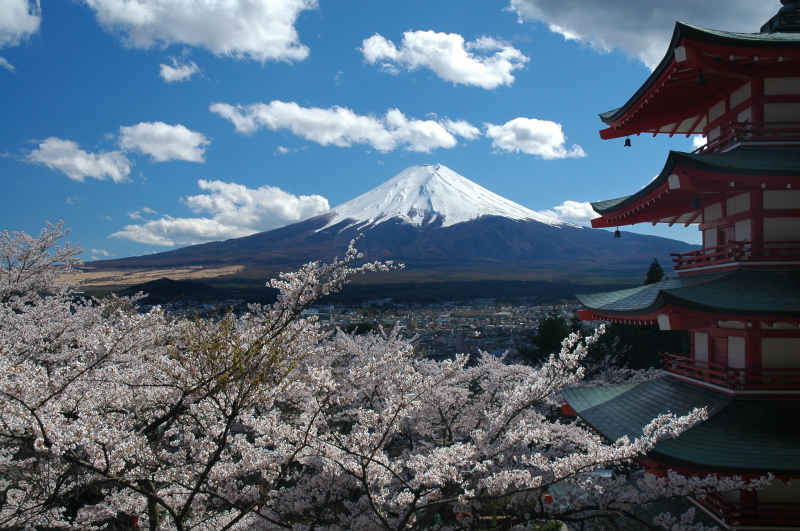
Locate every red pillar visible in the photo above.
<box><xmin>739</xmin><ymin>488</ymin><xmax>758</xmax><ymax>526</ymax></box>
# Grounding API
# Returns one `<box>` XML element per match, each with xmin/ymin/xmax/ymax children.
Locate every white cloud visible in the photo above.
<box><xmin>0</xmin><ymin>0</ymin><xmax>39</xmax><ymax>71</ymax></box>
<box><xmin>442</xmin><ymin>118</ymin><xmax>482</xmax><ymax>140</ymax></box>
<box><xmin>508</xmin><ymin>1</ymin><xmax>776</xmax><ymax>69</ymax></box>
<box><xmin>0</xmin><ymin>0</ymin><xmax>40</xmax><ymax>48</ymax></box>
<box><xmin>484</xmin><ymin>117</ymin><xmax>585</xmax><ymax>159</ymax></box>
<box><xmin>211</xmin><ymin>101</ymin><xmax>478</xmax><ymax>153</ymax></box>
<box><xmin>361</xmin><ymin>30</ymin><xmax>528</xmax><ymax>89</ymax></box>
<box><xmin>127</xmin><ymin>207</ymin><xmax>156</xmax><ymax>220</ymax></box>
<box><xmin>111</xmin><ymin>179</ymin><xmax>330</xmax><ymax>246</ymax></box>
<box><xmin>26</xmin><ymin>137</ymin><xmax>131</xmax><ymax>182</ymax></box>
<box><xmin>119</xmin><ymin>122</ymin><xmax>209</xmax><ymax>162</ymax></box>
<box><xmin>692</xmin><ymin>135</ymin><xmax>706</xmax><ymax>150</ymax></box>
<box><xmin>536</xmin><ymin>200</ymin><xmax>598</xmax><ymax>225</ymax></box>
<box><xmin>159</xmin><ymin>58</ymin><xmax>199</xmax><ymax>82</ymax></box>
<box><xmin>90</xmin><ymin>248</ymin><xmax>114</xmax><ymax>260</ymax></box>
<box><xmin>84</xmin><ymin>0</ymin><xmax>317</xmax><ymax>62</ymax></box>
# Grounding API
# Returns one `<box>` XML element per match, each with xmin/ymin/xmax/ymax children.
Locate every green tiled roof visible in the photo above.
<box><xmin>600</xmin><ymin>22</ymin><xmax>800</xmax><ymax>124</ymax></box>
<box><xmin>591</xmin><ymin>149</ymin><xmax>800</xmax><ymax>215</ymax></box>
<box><xmin>563</xmin><ymin>378</ymin><xmax>800</xmax><ymax>473</ymax></box>
<box><xmin>548</xmin><ymin>480</ymin><xmax>720</xmax><ymax>528</ymax></box>
<box><xmin>674</xmin><ymin>149</ymin><xmax>800</xmax><ymax>174</ymax></box>
<box><xmin>577</xmin><ymin>269</ymin><xmax>800</xmax><ymax>317</ymax></box>
<box><xmin>678</xmin><ymin>22</ymin><xmax>800</xmax><ymax>48</ymax></box>
<box><xmin>564</xmin><ymin>378</ymin><xmax>730</xmax><ymax>443</ymax></box>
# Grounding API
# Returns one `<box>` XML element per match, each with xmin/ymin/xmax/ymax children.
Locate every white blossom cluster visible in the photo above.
<box><xmin>0</xmin><ymin>224</ymin><xmax>764</xmax><ymax>530</ymax></box>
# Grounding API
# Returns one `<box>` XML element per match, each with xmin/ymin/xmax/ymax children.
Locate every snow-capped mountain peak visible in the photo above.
<box><xmin>322</xmin><ymin>164</ymin><xmax>571</xmax><ymax>231</ymax></box>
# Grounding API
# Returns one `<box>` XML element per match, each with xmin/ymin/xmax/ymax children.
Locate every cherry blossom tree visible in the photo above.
<box><xmin>0</xmin><ymin>224</ymin><xmax>764</xmax><ymax>530</ymax></box>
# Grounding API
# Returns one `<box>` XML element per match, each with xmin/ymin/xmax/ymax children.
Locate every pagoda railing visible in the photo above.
<box><xmin>693</xmin><ymin>121</ymin><xmax>800</xmax><ymax>154</ymax></box>
<box><xmin>663</xmin><ymin>354</ymin><xmax>800</xmax><ymax>390</ymax></box>
<box><xmin>671</xmin><ymin>241</ymin><xmax>800</xmax><ymax>271</ymax></box>
<box><xmin>695</xmin><ymin>492</ymin><xmax>800</xmax><ymax>527</ymax></box>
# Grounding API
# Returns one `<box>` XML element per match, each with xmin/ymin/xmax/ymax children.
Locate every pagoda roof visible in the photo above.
<box><xmin>590</xmin><ymin>148</ymin><xmax>800</xmax><ymax>228</ymax></box>
<box><xmin>563</xmin><ymin>377</ymin><xmax>800</xmax><ymax>474</ymax></box>
<box><xmin>600</xmin><ymin>22</ymin><xmax>800</xmax><ymax>140</ymax></box>
<box><xmin>576</xmin><ymin>269</ymin><xmax>800</xmax><ymax>321</ymax></box>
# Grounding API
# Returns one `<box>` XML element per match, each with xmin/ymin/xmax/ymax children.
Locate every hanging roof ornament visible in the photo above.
<box><xmin>762</xmin><ymin>0</ymin><xmax>800</xmax><ymax>33</ymax></box>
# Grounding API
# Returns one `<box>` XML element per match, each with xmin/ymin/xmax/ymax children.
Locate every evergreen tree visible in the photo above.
<box><xmin>644</xmin><ymin>258</ymin><xmax>665</xmax><ymax>285</ymax></box>
<box><xmin>517</xmin><ymin>309</ymin><xmax>582</xmax><ymax>365</ymax></box>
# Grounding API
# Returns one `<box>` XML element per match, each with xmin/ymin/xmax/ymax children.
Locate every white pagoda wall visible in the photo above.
<box><xmin>765</xmin><ymin>77</ymin><xmax>800</xmax><ymax>95</ymax></box>
<box><xmin>764</xmin><ymin>190</ymin><xmax>800</xmax><ymax>209</ymax></box>
<box><xmin>758</xmin><ymin>479</ymin><xmax>800</xmax><ymax>503</ymax></box>
<box><xmin>764</xmin><ymin>217</ymin><xmax>800</xmax><ymax>241</ymax></box>
<box><xmin>762</xmin><ymin>338</ymin><xmax>800</xmax><ymax>368</ymax></box>
<box><xmin>694</xmin><ymin>332</ymin><xmax>708</xmax><ymax>362</ymax></box>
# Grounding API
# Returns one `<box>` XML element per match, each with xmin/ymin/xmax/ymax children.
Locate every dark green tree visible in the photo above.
<box><xmin>517</xmin><ymin>309</ymin><xmax>582</xmax><ymax>365</ymax></box>
<box><xmin>589</xmin><ymin>323</ymin><xmax>689</xmax><ymax>370</ymax></box>
<box><xmin>343</xmin><ymin>322</ymin><xmax>377</xmax><ymax>335</ymax></box>
<box><xmin>644</xmin><ymin>258</ymin><xmax>665</xmax><ymax>285</ymax></box>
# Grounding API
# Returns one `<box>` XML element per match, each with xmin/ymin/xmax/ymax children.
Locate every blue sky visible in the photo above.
<box><xmin>0</xmin><ymin>1</ymin><xmax>781</xmax><ymax>260</ymax></box>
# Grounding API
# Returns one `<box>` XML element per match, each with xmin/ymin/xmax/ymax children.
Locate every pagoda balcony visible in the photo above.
<box><xmin>663</xmin><ymin>354</ymin><xmax>800</xmax><ymax>391</ymax></box>
<box><xmin>671</xmin><ymin>241</ymin><xmax>800</xmax><ymax>272</ymax></box>
<box><xmin>693</xmin><ymin>121</ymin><xmax>800</xmax><ymax>154</ymax></box>
<box><xmin>695</xmin><ymin>492</ymin><xmax>800</xmax><ymax>528</ymax></box>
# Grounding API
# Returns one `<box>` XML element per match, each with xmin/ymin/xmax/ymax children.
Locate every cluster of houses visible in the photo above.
<box><xmin>307</xmin><ymin>301</ymin><xmax>582</xmax><ymax>360</ymax></box>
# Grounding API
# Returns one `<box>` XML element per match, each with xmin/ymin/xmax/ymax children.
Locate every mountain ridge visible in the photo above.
<box><xmin>83</xmin><ymin>165</ymin><xmax>697</xmax><ymax>289</ymax></box>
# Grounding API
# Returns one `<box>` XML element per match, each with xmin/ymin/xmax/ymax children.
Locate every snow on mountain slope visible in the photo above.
<box><xmin>322</xmin><ymin>164</ymin><xmax>576</xmax><ymax>231</ymax></box>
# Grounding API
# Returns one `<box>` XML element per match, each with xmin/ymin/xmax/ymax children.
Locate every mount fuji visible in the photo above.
<box><xmin>321</xmin><ymin>164</ymin><xmax>569</xmax><ymax>231</ymax></box>
<box><xmin>86</xmin><ymin>164</ymin><xmax>695</xmax><ymax>288</ymax></box>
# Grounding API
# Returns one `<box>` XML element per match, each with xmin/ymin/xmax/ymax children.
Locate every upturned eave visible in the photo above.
<box><xmin>576</xmin><ymin>269</ymin><xmax>800</xmax><ymax>325</ymax></box>
<box><xmin>590</xmin><ymin>149</ymin><xmax>800</xmax><ymax>229</ymax></box>
<box><xmin>599</xmin><ymin>22</ymin><xmax>800</xmax><ymax>140</ymax></box>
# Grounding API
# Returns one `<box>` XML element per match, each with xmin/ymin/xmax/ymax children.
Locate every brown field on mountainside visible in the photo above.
<box><xmin>72</xmin><ymin>265</ymin><xmax>246</xmax><ymax>291</ymax></box>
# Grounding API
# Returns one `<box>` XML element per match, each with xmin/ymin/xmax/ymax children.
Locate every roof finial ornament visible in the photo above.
<box><xmin>762</xmin><ymin>0</ymin><xmax>800</xmax><ymax>33</ymax></box>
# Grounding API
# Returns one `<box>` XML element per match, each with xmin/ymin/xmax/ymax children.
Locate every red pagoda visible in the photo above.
<box><xmin>562</xmin><ymin>1</ymin><xmax>800</xmax><ymax>528</ymax></box>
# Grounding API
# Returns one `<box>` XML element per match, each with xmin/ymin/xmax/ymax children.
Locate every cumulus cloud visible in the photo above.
<box><xmin>111</xmin><ymin>179</ymin><xmax>330</xmax><ymax>246</ymax></box>
<box><xmin>1</xmin><ymin>0</ymin><xmax>41</xmax><ymax>69</ymax></box>
<box><xmin>84</xmin><ymin>0</ymin><xmax>317</xmax><ymax>62</ymax></box>
<box><xmin>119</xmin><ymin>122</ymin><xmax>209</xmax><ymax>162</ymax></box>
<box><xmin>508</xmin><ymin>0</ymin><xmax>776</xmax><ymax>69</ymax></box>
<box><xmin>484</xmin><ymin>117</ymin><xmax>585</xmax><ymax>159</ymax></box>
<box><xmin>536</xmin><ymin>200</ymin><xmax>599</xmax><ymax>225</ymax></box>
<box><xmin>26</xmin><ymin>137</ymin><xmax>131</xmax><ymax>182</ymax></box>
<box><xmin>25</xmin><ymin>124</ymin><xmax>206</xmax><ymax>182</ymax></box>
<box><xmin>1</xmin><ymin>0</ymin><xmax>41</xmax><ymax>48</ymax></box>
<box><xmin>361</xmin><ymin>31</ymin><xmax>528</xmax><ymax>89</ymax></box>
<box><xmin>211</xmin><ymin>101</ymin><xmax>478</xmax><ymax>153</ymax></box>
<box><xmin>442</xmin><ymin>119</ymin><xmax>482</xmax><ymax>140</ymax></box>
<box><xmin>159</xmin><ymin>58</ymin><xmax>200</xmax><ymax>82</ymax></box>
